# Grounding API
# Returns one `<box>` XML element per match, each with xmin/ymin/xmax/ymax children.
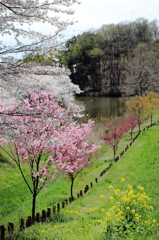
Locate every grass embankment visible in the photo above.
<box><xmin>1</xmin><ymin>121</ymin><xmax>159</xmax><ymax>239</ymax></box>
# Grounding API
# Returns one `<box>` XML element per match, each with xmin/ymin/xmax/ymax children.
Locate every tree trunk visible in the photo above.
<box><xmin>151</xmin><ymin>115</ymin><xmax>153</xmax><ymax>126</ymax></box>
<box><xmin>113</xmin><ymin>149</ymin><xmax>116</xmax><ymax>161</ymax></box>
<box><xmin>32</xmin><ymin>193</ymin><xmax>37</xmax><ymax>222</ymax></box>
<box><xmin>130</xmin><ymin>131</ymin><xmax>133</xmax><ymax>139</ymax></box>
<box><xmin>138</xmin><ymin>119</ymin><xmax>141</xmax><ymax>133</ymax></box>
<box><xmin>70</xmin><ymin>177</ymin><xmax>74</xmax><ymax>198</ymax></box>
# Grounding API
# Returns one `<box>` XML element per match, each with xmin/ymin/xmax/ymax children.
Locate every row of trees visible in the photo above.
<box><xmin>104</xmin><ymin>92</ymin><xmax>159</xmax><ymax>159</ymax></box>
<box><xmin>60</xmin><ymin>18</ymin><xmax>159</xmax><ymax>96</ymax></box>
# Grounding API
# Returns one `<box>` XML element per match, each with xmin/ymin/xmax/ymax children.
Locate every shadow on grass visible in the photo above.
<box><xmin>0</xmin><ymin>153</ymin><xmax>10</xmax><ymax>164</ymax></box>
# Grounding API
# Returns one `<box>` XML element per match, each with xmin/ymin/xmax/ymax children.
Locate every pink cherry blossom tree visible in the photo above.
<box><xmin>121</xmin><ymin>118</ymin><xmax>138</xmax><ymax>139</ymax></box>
<box><xmin>104</xmin><ymin>124</ymin><xmax>125</xmax><ymax>160</ymax></box>
<box><xmin>0</xmin><ymin>90</ymin><xmax>99</xmax><ymax>221</ymax></box>
<box><xmin>0</xmin><ymin>90</ymin><xmax>69</xmax><ymax>221</ymax></box>
<box><xmin>54</xmin><ymin>120</ymin><xmax>100</xmax><ymax>197</ymax></box>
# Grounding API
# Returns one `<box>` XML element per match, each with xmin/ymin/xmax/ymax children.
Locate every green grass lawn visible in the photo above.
<box><xmin>1</xmin><ymin>120</ymin><xmax>159</xmax><ymax>239</ymax></box>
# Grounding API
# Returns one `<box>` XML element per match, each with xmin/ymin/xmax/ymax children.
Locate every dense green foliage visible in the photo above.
<box><xmin>59</xmin><ymin>18</ymin><xmax>159</xmax><ymax>96</ymax></box>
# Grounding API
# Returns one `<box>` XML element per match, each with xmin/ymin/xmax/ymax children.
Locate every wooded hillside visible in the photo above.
<box><xmin>60</xmin><ymin>18</ymin><xmax>159</xmax><ymax>97</ymax></box>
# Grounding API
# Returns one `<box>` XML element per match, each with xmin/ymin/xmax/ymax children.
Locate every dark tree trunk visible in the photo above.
<box><xmin>70</xmin><ymin>176</ymin><xmax>74</xmax><ymax>198</ymax></box>
<box><xmin>138</xmin><ymin>119</ymin><xmax>141</xmax><ymax>133</ymax></box>
<box><xmin>113</xmin><ymin>149</ymin><xmax>116</xmax><ymax>160</ymax></box>
<box><xmin>150</xmin><ymin>115</ymin><xmax>153</xmax><ymax>126</ymax></box>
<box><xmin>130</xmin><ymin>131</ymin><xmax>133</xmax><ymax>139</ymax></box>
<box><xmin>32</xmin><ymin>193</ymin><xmax>37</xmax><ymax>222</ymax></box>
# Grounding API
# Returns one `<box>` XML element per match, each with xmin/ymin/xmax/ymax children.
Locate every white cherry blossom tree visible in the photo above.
<box><xmin>0</xmin><ymin>0</ymin><xmax>81</xmax><ymax>108</ymax></box>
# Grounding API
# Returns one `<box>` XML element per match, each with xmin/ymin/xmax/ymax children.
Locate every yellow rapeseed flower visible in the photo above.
<box><xmin>108</xmin><ymin>185</ymin><xmax>113</xmax><ymax>189</ymax></box>
<box><xmin>131</xmin><ymin>209</ymin><xmax>135</xmax><ymax>214</ymax></box>
<box><xmin>137</xmin><ymin>185</ymin><xmax>144</xmax><ymax>191</ymax></box>
<box><xmin>127</xmin><ymin>184</ymin><xmax>132</xmax><ymax>190</ymax></box>
<box><xmin>109</xmin><ymin>196</ymin><xmax>114</xmax><ymax>202</ymax></box>
<box><xmin>105</xmin><ymin>212</ymin><xmax>111</xmax><ymax>221</ymax></box>
<box><xmin>110</xmin><ymin>206</ymin><xmax>116</xmax><ymax>212</ymax></box>
<box><xmin>128</xmin><ymin>190</ymin><xmax>134</xmax><ymax>197</ymax></box>
<box><xmin>114</xmin><ymin>189</ymin><xmax>120</xmax><ymax>195</ymax></box>
<box><xmin>120</xmin><ymin>196</ymin><xmax>130</xmax><ymax>203</ymax></box>
<box><xmin>106</xmin><ymin>212</ymin><xmax>111</xmax><ymax>218</ymax></box>
<box><xmin>100</xmin><ymin>194</ymin><xmax>104</xmax><ymax>199</ymax></box>
<box><xmin>39</xmin><ymin>230</ymin><xmax>46</xmax><ymax>233</ymax></box>
<box><xmin>120</xmin><ymin>178</ymin><xmax>126</xmax><ymax>183</ymax></box>
<box><xmin>101</xmin><ymin>208</ymin><xmax>105</xmax><ymax>212</ymax></box>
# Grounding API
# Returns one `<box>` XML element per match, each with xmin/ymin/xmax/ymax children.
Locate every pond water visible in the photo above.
<box><xmin>75</xmin><ymin>96</ymin><xmax>126</xmax><ymax>119</ymax></box>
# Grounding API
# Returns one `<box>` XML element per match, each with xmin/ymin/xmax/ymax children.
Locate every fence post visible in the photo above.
<box><xmin>19</xmin><ymin>218</ymin><xmax>25</xmax><ymax>231</ymax></box>
<box><xmin>8</xmin><ymin>222</ymin><xmax>14</xmax><ymax>233</ymax></box>
<box><xmin>0</xmin><ymin>225</ymin><xmax>5</xmax><ymax>240</ymax></box>
<box><xmin>41</xmin><ymin>210</ymin><xmax>46</xmax><ymax>222</ymax></box>
<box><xmin>80</xmin><ymin>190</ymin><xmax>83</xmax><ymax>197</ymax></box>
<box><xmin>26</xmin><ymin>216</ymin><xmax>32</xmax><ymax>228</ymax></box>
<box><xmin>47</xmin><ymin>208</ymin><xmax>51</xmax><ymax>218</ymax></box>
<box><xmin>53</xmin><ymin>205</ymin><xmax>56</xmax><ymax>214</ymax></box>
<box><xmin>115</xmin><ymin>156</ymin><xmax>119</xmax><ymax>162</ymax></box>
<box><xmin>84</xmin><ymin>186</ymin><xmax>87</xmax><ymax>194</ymax></box>
<box><xmin>35</xmin><ymin>213</ymin><xmax>40</xmax><ymax>223</ymax></box>
<box><xmin>62</xmin><ymin>201</ymin><xmax>65</xmax><ymax>209</ymax></box>
<box><xmin>57</xmin><ymin>203</ymin><xmax>60</xmax><ymax>212</ymax></box>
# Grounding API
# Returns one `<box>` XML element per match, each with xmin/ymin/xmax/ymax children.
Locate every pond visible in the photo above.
<box><xmin>75</xmin><ymin>96</ymin><xmax>126</xmax><ymax>119</ymax></box>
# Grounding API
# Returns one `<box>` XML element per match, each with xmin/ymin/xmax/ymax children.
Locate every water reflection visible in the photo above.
<box><xmin>75</xmin><ymin>96</ymin><xmax>126</xmax><ymax>119</ymax></box>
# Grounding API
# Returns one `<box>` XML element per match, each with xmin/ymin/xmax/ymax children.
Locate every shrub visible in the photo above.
<box><xmin>103</xmin><ymin>179</ymin><xmax>159</xmax><ymax>239</ymax></box>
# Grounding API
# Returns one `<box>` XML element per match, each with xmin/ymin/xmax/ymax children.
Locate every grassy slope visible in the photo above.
<box><xmin>0</xmin><ymin>126</ymin><xmax>133</xmax><ymax>226</ymax></box>
<box><xmin>1</xmin><ymin>122</ymin><xmax>159</xmax><ymax>239</ymax></box>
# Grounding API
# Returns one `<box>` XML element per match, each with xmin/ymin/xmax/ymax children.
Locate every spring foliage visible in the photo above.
<box><xmin>126</xmin><ymin>92</ymin><xmax>159</xmax><ymax>131</ymax></box>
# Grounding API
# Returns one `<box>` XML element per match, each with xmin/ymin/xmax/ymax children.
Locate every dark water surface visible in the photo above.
<box><xmin>75</xmin><ymin>96</ymin><xmax>126</xmax><ymax>119</ymax></box>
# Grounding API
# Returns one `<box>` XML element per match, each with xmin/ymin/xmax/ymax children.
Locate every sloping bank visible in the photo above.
<box><xmin>10</xmin><ymin>123</ymin><xmax>159</xmax><ymax>240</ymax></box>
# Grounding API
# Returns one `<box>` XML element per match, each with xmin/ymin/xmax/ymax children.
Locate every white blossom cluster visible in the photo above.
<box><xmin>0</xmin><ymin>0</ymin><xmax>82</xmax><ymax>110</ymax></box>
<box><xmin>0</xmin><ymin>0</ymin><xmax>80</xmax><ymax>56</ymax></box>
<box><xmin>0</xmin><ymin>68</ymin><xmax>82</xmax><ymax>108</ymax></box>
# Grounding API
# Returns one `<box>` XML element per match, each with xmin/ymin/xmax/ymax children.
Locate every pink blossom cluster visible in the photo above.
<box><xmin>104</xmin><ymin>117</ymin><xmax>137</xmax><ymax>159</ymax></box>
<box><xmin>54</xmin><ymin>120</ymin><xmax>100</xmax><ymax>174</ymax></box>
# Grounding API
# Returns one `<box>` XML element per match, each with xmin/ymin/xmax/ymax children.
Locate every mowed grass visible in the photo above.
<box><xmin>1</xmin><ymin>119</ymin><xmax>159</xmax><ymax>239</ymax></box>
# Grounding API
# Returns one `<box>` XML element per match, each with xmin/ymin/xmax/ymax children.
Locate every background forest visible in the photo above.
<box><xmin>54</xmin><ymin>18</ymin><xmax>159</xmax><ymax>97</ymax></box>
